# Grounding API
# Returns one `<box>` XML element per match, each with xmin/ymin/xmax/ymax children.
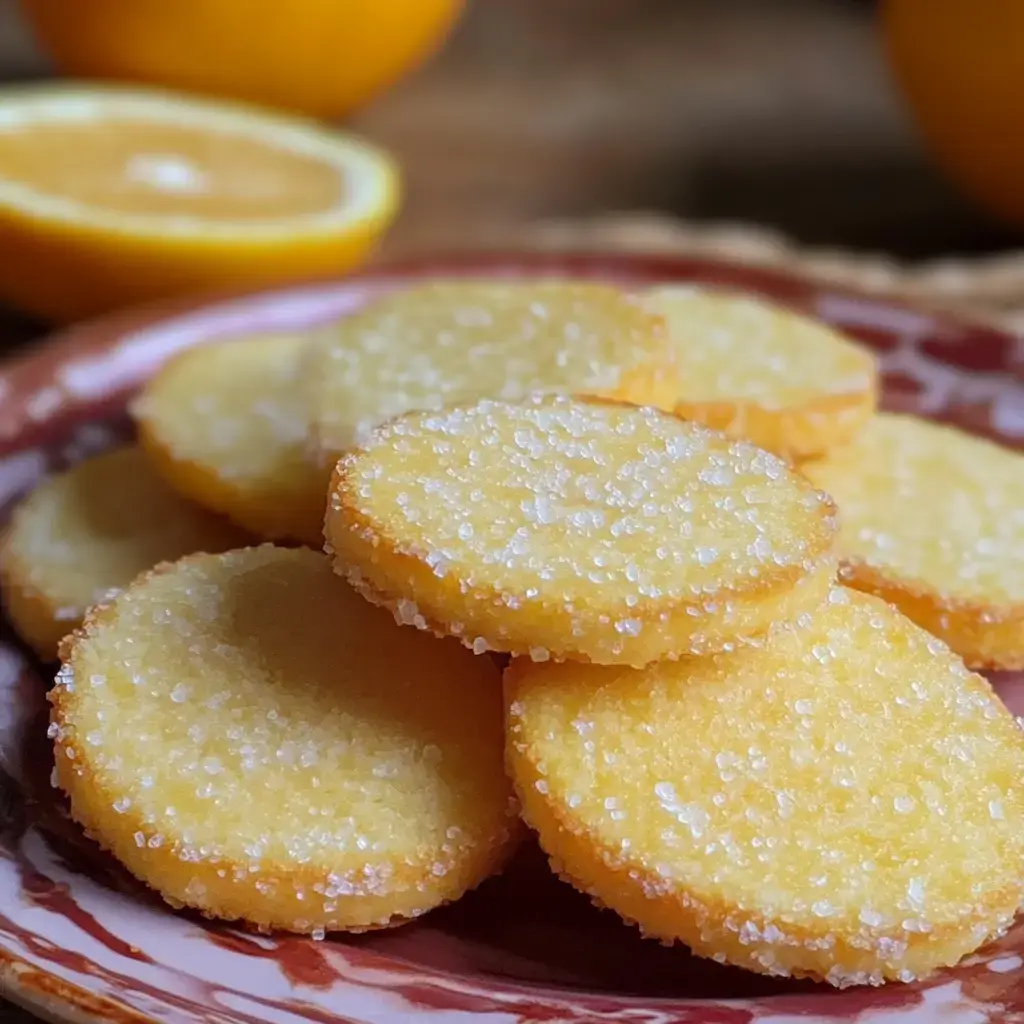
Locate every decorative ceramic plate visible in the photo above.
<box><xmin>1</xmin><ymin>253</ymin><xmax>1023</xmax><ymax>1024</ymax></box>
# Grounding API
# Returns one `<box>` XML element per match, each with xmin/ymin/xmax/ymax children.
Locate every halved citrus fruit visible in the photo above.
<box><xmin>0</xmin><ymin>85</ymin><xmax>399</xmax><ymax>321</ymax></box>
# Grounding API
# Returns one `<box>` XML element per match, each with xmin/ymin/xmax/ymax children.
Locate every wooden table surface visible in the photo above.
<box><xmin>0</xmin><ymin>0</ymin><xmax>1013</xmax><ymax>361</ymax></box>
<box><xmin>0</xmin><ymin>1</ymin><xmax>1018</xmax><ymax>1020</ymax></box>
<box><xmin>0</xmin><ymin>0</ymin><xmax>1016</xmax><ymax>268</ymax></box>
<box><xmin>351</xmin><ymin>0</ymin><xmax>1016</xmax><ymax>260</ymax></box>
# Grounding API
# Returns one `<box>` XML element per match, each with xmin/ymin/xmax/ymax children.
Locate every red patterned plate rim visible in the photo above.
<box><xmin>0</xmin><ymin>251</ymin><xmax>1022</xmax><ymax>1024</ymax></box>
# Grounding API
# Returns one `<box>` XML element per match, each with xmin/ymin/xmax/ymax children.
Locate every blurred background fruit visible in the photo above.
<box><xmin>3</xmin><ymin>0</ymin><xmax>1012</xmax><ymax>261</ymax></box>
<box><xmin>18</xmin><ymin>0</ymin><xmax>465</xmax><ymax>119</ymax></box>
<box><xmin>0</xmin><ymin>86</ymin><xmax>399</xmax><ymax>321</ymax></box>
<box><xmin>882</xmin><ymin>0</ymin><xmax>1024</xmax><ymax>228</ymax></box>
<box><xmin>0</xmin><ymin>0</ymin><xmax>1015</xmax><ymax>327</ymax></box>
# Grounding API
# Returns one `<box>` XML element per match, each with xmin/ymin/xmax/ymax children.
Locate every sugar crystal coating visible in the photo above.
<box><xmin>0</xmin><ymin>445</ymin><xmax>245</xmax><ymax>658</ymax></box>
<box><xmin>643</xmin><ymin>286</ymin><xmax>877</xmax><ymax>459</ymax></box>
<box><xmin>309</xmin><ymin>280</ymin><xmax>674</xmax><ymax>461</ymax></box>
<box><xmin>327</xmin><ymin>395</ymin><xmax>838</xmax><ymax>666</ymax></box>
<box><xmin>50</xmin><ymin>545</ymin><xmax>517</xmax><ymax>933</ymax></box>
<box><xmin>134</xmin><ymin>332</ymin><xmax>326</xmax><ymax>545</ymax></box>
<box><xmin>506</xmin><ymin>587</ymin><xmax>1024</xmax><ymax>985</ymax></box>
<box><xmin>803</xmin><ymin>413</ymin><xmax>1024</xmax><ymax>669</ymax></box>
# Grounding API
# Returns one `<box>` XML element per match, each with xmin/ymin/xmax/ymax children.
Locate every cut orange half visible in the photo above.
<box><xmin>0</xmin><ymin>85</ymin><xmax>400</xmax><ymax>321</ymax></box>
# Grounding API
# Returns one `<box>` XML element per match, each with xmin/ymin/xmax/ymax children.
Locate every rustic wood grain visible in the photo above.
<box><xmin>352</xmin><ymin>0</ymin><xmax>1011</xmax><ymax>260</ymax></box>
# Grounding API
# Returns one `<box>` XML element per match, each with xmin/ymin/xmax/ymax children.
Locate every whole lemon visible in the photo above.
<box><xmin>883</xmin><ymin>0</ymin><xmax>1024</xmax><ymax>227</ymax></box>
<box><xmin>20</xmin><ymin>0</ymin><xmax>464</xmax><ymax>119</ymax></box>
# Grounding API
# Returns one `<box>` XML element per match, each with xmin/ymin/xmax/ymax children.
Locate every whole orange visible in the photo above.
<box><xmin>882</xmin><ymin>0</ymin><xmax>1024</xmax><ymax>227</ymax></box>
<box><xmin>19</xmin><ymin>0</ymin><xmax>464</xmax><ymax>119</ymax></box>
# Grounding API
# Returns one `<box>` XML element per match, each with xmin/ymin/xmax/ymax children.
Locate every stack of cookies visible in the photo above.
<box><xmin>3</xmin><ymin>280</ymin><xmax>1022</xmax><ymax>987</ymax></box>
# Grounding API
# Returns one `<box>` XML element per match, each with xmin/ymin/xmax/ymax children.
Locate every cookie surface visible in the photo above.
<box><xmin>51</xmin><ymin>545</ymin><xmax>517</xmax><ymax>934</ymax></box>
<box><xmin>0</xmin><ymin>445</ymin><xmax>245</xmax><ymax>658</ymax></box>
<box><xmin>327</xmin><ymin>395</ymin><xmax>838</xmax><ymax>666</ymax></box>
<box><xmin>643</xmin><ymin>286</ymin><xmax>877</xmax><ymax>459</ymax></box>
<box><xmin>802</xmin><ymin>413</ymin><xmax>1024</xmax><ymax>669</ymax></box>
<box><xmin>507</xmin><ymin>586</ymin><xmax>1024</xmax><ymax>986</ymax></box>
<box><xmin>134</xmin><ymin>332</ymin><xmax>325</xmax><ymax>545</ymax></box>
<box><xmin>310</xmin><ymin>280</ymin><xmax>674</xmax><ymax>461</ymax></box>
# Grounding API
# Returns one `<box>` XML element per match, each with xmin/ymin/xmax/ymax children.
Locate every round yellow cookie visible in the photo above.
<box><xmin>506</xmin><ymin>586</ymin><xmax>1024</xmax><ymax>986</ymax></box>
<box><xmin>134</xmin><ymin>332</ymin><xmax>325</xmax><ymax>546</ymax></box>
<box><xmin>802</xmin><ymin>413</ymin><xmax>1024</xmax><ymax>669</ymax></box>
<box><xmin>327</xmin><ymin>395</ymin><xmax>838</xmax><ymax>666</ymax></box>
<box><xmin>51</xmin><ymin>545</ymin><xmax>518</xmax><ymax>934</ymax></box>
<box><xmin>0</xmin><ymin>446</ymin><xmax>245</xmax><ymax>658</ymax></box>
<box><xmin>309</xmin><ymin>280</ymin><xmax>674</xmax><ymax>463</ymax></box>
<box><xmin>643</xmin><ymin>286</ymin><xmax>878</xmax><ymax>460</ymax></box>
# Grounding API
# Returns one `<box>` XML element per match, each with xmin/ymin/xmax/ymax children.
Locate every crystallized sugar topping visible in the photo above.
<box><xmin>507</xmin><ymin>587</ymin><xmax>1024</xmax><ymax>983</ymax></box>
<box><xmin>133</xmin><ymin>332</ymin><xmax>311</xmax><ymax>481</ymax></box>
<box><xmin>312</xmin><ymin>280</ymin><xmax>668</xmax><ymax>456</ymax></box>
<box><xmin>339</xmin><ymin>396</ymin><xmax>836</xmax><ymax>607</ymax></box>
<box><xmin>3</xmin><ymin>446</ymin><xmax>243</xmax><ymax>651</ymax></box>
<box><xmin>804</xmin><ymin>413</ymin><xmax>1024</xmax><ymax>604</ymax></box>
<box><xmin>645</xmin><ymin>285</ymin><xmax>876</xmax><ymax>409</ymax></box>
<box><xmin>51</xmin><ymin>546</ymin><xmax>512</xmax><ymax>928</ymax></box>
<box><xmin>132</xmin><ymin>331</ymin><xmax>326</xmax><ymax>543</ymax></box>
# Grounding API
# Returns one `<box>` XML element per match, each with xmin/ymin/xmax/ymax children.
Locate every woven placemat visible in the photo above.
<box><xmin>493</xmin><ymin>214</ymin><xmax>1024</xmax><ymax>334</ymax></box>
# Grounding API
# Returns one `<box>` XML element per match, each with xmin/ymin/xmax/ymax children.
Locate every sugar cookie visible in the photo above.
<box><xmin>0</xmin><ymin>446</ymin><xmax>245</xmax><ymax>658</ymax></box>
<box><xmin>50</xmin><ymin>545</ymin><xmax>518</xmax><ymax>934</ymax></box>
<box><xmin>643</xmin><ymin>286</ymin><xmax>877</xmax><ymax>459</ymax></box>
<box><xmin>310</xmin><ymin>280</ymin><xmax>674</xmax><ymax>463</ymax></box>
<box><xmin>327</xmin><ymin>395</ymin><xmax>838</xmax><ymax>666</ymax></box>
<box><xmin>506</xmin><ymin>587</ymin><xmax>1024</xmax><ymax>986</ymax></box>
<box><xmin>134</xmin><ymin>332</ymin><xmax>325</xmax><ymax>546</ymax></box>
<box><xmin>802</xmin><ymin>413</ymin><xmax>1024</xmax><ymax>669</ymax></box>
